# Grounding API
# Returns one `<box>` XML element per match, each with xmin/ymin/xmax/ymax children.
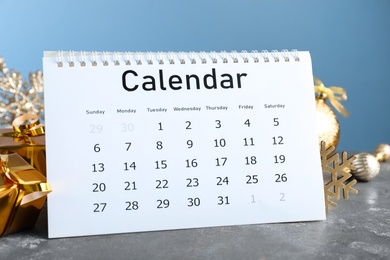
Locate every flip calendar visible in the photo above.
<box><xmin>43</xmin><ymin>50</ymin><xmax>325</xmax><ymax>238</ymax></box>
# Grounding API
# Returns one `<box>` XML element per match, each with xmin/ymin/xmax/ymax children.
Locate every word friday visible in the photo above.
<box><xmin>122</xmin><ymin>68</ymin><xmax>247</xmax><ymax>91</ymax></box>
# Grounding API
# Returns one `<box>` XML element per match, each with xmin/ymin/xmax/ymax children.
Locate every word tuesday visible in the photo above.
<box><xmin>122</xmin><ymin>68</ymin><xmax>247</xmax><ymax>91</ymax></box>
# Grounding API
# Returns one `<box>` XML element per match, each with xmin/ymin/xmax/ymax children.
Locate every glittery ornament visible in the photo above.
<box><xmin>0</xmin><ymin>56</ymin><xmax>44</xmax><ymax>128</ymax></box>
<box><xmin>316</xmin><ymin>98</ymin><xmax>340</xmax><ymax>149</ymax></box>
<box><xmin>374</xmin><ymin>144</ymin><xmax>390</xmax><ymax>162</ymax></box>
<box><xmin>350</xmin><ymin>153</ymin><xmax>381</xmax><ymax>182</ymax></box>
<box><xmin>314</xmin><ymin>78</ymin><xmax>349</xmax><ymax>150</ymax></box>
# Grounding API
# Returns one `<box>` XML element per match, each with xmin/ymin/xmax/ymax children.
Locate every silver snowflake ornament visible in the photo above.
<box><xmin>0</xmin><ymin>56</ymin><xmax>44</xmax><ymax>128</ymax></box>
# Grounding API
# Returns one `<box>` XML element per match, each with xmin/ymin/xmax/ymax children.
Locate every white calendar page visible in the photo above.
<box><xmin>43</xmin><ymin>51</ymin><xmax>325</xmax><ymax>238</ymax></box>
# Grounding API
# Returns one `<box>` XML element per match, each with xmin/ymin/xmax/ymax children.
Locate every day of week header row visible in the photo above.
<box><xmin>85</xmin><ymin>103</ymin><xmax>285</xmax><ymax>115</ymax></box>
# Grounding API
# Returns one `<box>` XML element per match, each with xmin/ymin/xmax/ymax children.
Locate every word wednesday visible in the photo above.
<box><xmin>122</xmin><ymin>68</ymin><xmax>247</xmax><ymax>91</ymax></box>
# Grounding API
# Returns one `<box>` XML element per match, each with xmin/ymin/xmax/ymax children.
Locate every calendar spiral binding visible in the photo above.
<box><xmin>54</xmin><ymin>50</ymin><xmax>300</xmax><ymax>68</ymax></box>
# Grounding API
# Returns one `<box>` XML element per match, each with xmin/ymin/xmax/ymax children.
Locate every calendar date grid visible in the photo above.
<box><xmin>84</xmin><ymin>108</ymin><xmax>295</xmax><ymax>215</ymax></box>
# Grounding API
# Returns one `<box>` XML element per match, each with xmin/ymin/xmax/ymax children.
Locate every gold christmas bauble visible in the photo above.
<box><xmin>316</xmin><ymin>98</ymin><xmax>340</xmax><ymax>149</ymax></box>
<box><xmin>314</xmin><ymin>77</ymin><xmax>349</xmax><ymax>150</ymax></box>
<box><xmin>350</xmin><ymin>153</ymin><xmax>380</xmax><ymax>181</ymax></box>
<box><xmin>374</xmin><ymin>144</ymin><xmax>390</xmax><ymax>162</ymax></box>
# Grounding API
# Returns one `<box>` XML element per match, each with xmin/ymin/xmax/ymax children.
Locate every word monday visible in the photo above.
<box><xmin>122</xmin><ymin>68</ymin><xmax>247</xmax><ymax>91</ymax></box>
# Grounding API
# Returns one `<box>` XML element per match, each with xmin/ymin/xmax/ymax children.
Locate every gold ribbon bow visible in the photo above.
<box><xmin>314</xmin><ymin>77</ymin><xmax>350</xmax><ymax>117</ymax></box>
<box><xmin>0</xmin><ymin>153</ymin><xmax>51</xmax><ymax>236</ymax></box>
<box><xmin>0</xmin><ymin>114</ymin><xmax>45</xmax><ymax>144</ymax></box>
<box><xmin>1</xmin><ymin>154</ymin><xmax>50</xmax><ymax>201</ymax></box>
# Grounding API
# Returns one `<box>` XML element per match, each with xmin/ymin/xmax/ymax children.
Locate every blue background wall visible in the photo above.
<box><xmin>0</xmin><ymin>0</ymin><xmax>389</xmax><ymax>152</ymax></box>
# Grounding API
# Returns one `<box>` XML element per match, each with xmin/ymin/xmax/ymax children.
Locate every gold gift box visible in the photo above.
<box><xmin>0</xmin><ymin>114</ymin><xmax>46</xmax><ymax>176</ymax></box>
<box><xmin>0</xmin><ymin>153</ymin><xmax>51</xmax><ymax>236</ymax></box>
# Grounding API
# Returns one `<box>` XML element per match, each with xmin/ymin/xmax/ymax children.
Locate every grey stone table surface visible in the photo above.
<box><xmin>1</xmin><ymin>161</ymin><xmax>390</xmax><ymax>260</ymax></box>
